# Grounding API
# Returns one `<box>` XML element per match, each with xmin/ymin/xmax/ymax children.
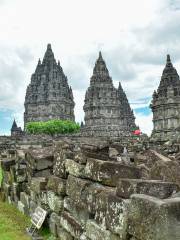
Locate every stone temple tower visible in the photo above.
<box><xmin>24</xmin><ymin>44</ymin><xmax>75</xmax><ymax>126</ymax></box>
<box><xmin>117</xmin><ymin>82</ymin><xmax>136</xmax><ymax>129</ymax></box>
<box><xmin>82</xmin><ymin>52</ymin><xmax>136</xmax><ymax>137</ymax></box>
<box><xmin>150</xmin><ymin>55</ymin><xmax>180</xmax><ymax>140</ymax></box>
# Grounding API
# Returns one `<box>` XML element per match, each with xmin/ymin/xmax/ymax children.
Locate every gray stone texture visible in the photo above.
<box><xmin>24</xmin><ymin>44</ymin><xmax>75</xmax><ymax>126</ymax></box>
<box><xmin>82</xmin><ymin>52</ymin><xmax>136</xmax><ymax>137</ymax></box>
<box><xmin>116</xmin><ymin>179</ymin><xmax>179</xmax><ymax>199</ymax></box>
<box><xmin>1</xmin><ymin>137</ymin><xmax>180</xmax><ymax>240</ymax></box>
<box><xmin>128</xmin><ymin>194</ymin><xmax>180</xmax><ymax>240</ymax></box>
<box><xmin>151</xmin><ymin>55</ymin><xmax>180</xmax><ymax>141</ymax></box>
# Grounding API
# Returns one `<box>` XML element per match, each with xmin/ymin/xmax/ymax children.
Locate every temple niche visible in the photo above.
<box><xmin>24</xmin><ymin>44</ymin><xmax>75</xmax><ymax>126</ymax></box>
<box><xmin>150</xmin><ymin>55</ymin><xmax>180</xmax><ymax>141</ymax></box>
<box><xmin>82</xmin><ymin>52</ymin><xmax>136</xmax><ymax>137</ymax></box>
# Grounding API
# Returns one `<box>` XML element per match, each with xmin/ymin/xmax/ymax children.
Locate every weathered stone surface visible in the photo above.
<box><xmin>20</xmin><ymin>192</ymin><xmax>30</xmax><ymax>213</ymax></box>
<box><xmin>33</xmin><ymin>169</ymin><xmax>52</xmax><ymax>178</ymax></box>
<box><xmin>1</xmin><ymin>159</ymin><xmax>15</xmax><ymax>171</ymax></box>
<box><xmin>66</xmin><ymin>175</ymin><xmax>110</xmax><ymax>213</ymax></box>
<box><xmin>57</xmin><ymin>226</ymin><xmax>73</xmax><ymax>240</ymax></box>
<box><xmin>60</xmin><ymin>211</ymin><xmax>83</xmax><ymax>238</ymax></box>
<box><xmin>109</xmin><ymin>147</ymin><xmax>119</xmax><ymax>158</ymax></box>
<box><xmin>81</xmin><ymin>143</ymin><xmax>110</xmax><ymax>161</ymax></box>
<box><xmin>150</xmin><ymin>159</ymin><xmax>180</xmax><ymax>187</ymax></box>
<box><xmin>30</xmin><ymin>177</ymin><xmax>47</xmax><ymax>194</ymax></box>
<box><xmin>116</xmin><ymin>179</ymin><xmax>179</xmax><ymax>199</ymax></box>
<box><xmin>128</xmin><ymin>194</ymin><xmax>180</xmax><ymax>240</ymax></box>
<box><xmin>24</xmin><ymin>44</ymin><xmax>75</xmax><ymax>124</ymax></box>
<box><xmin>106</xmin><ymin>194</ymin><xmax>129</xmax><ymax>238</ymax></box>
<box><xmin>151</xmin><ymin>54</ymin><xmax>180</xmax><ymax>141</ymax></box>
<box><xmin>2</xmin><ymin>183</ymin><xmax>11</xmax><ymax>199</ymax></box>
<box><xmin>3</xmin><ymin>137</ymin><xmax>180</xmax><ymax>240</ymax></box>
<box><xmin>16</xmin><ymin>165</ymin><xmax>27</xmax><ymax>183</ymax></box>
<box><xmin>49</xmin><ymin>212</ymin><xmax>60</xmax><ymax>237</ymax></box>
<box><xmin>64</xmin><ymin>197</ymin><xmax>89</xmax><ymax>226</ymax></box>
<box><xmin>84</xmin><ymin>158</ymin><xmax>141</xmax><ymax>186</ymax></box>
<box><xmin>95</xmin><ymin>190</ymin><xmax>129</xmax><ymax>238</ymax></box>
<box><xmin>53</xmin><ymin>142</ymin><xmax>68</xmax><ymax>178</ymax></box>
<box><xmin>80</xmin><ymin>233</ymin><xmax>91</xmax><ymax>240</ymax></box>
<box><xmin>2</xmin><ymin>171</ymin><xmax>12</xmax><ymax>185</ymax></box>
<box><xmin>82</xmin><ymin>52</ymin><xmax>136</xmax><ymax>137</ymax></box>
<box><xmin>65</xmin><ymin>158</ymin><xmax>85</xmax><ymax>177</ymax></box>
<box><xmin>12</xmin><ymin>182</ymin><xmax>22</xmax><ymax>202</ymax></box>
<box><xmin>74</xmin><ymin>149</ymin><xmax>87</xmax><ymax>164</ymax></box>
<box><xmin>26</xmin><ymin>147</ymin><xmax>54</xmax><ymax>170</ymax></box>
<box><xmin>17</xmin><ymin>201</ymin><xmax>25</xmax><ymax>214</ymax></box>
<box><xmin>29</xmin><ymin>200</ymin><xmax>37</xmax><ymax>216</ymax></box>
<box><xmin>47</xmin><ymin>191</ymin><xmax>63</xmax><ymax>214</ymax></box>
<box><xmin>47</xmin><ymin>175</ymin><xmax>66</xmax><ymax>196</ymax></box>
<box><xmin>66</xmin><ymin>175</ymin><xmax>91</xmax><ymax>206</ymax></box>
<box><xmin>86</xmin><ymin>220</ymin><xmax>120</xmax><ymax>240</ymax></box>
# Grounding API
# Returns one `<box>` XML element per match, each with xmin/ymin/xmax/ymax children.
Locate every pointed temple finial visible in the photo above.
<box><xmin>98</xmin><ymin>51</ymin><xmax>103</xmax><ymax>60</ymax></box>
<box><xmin>92</xmin><ymin>51</ymin><xmax>110</xmax><ymax>78</ymax></box>
<box><xmin>38</xmin><ymin>58</ymin><xmax>41</xmax><ymax>65</ymax></box>
<box><xmin>165</xmin><ymin>54</ymin><xmax>173</xmax><ymax>68</ymax></box>
<box><xmin>167</xmin><ymin>54</ymin><xmax>171</xmax><ymax>62</ymax></box>
<box><xmin>47</xmin><ymin>43</ymin><xmax>52</xmax><ymax>50</ymax></box>
<box><xmin>118</xmin><ymin>81</ymin><xmax>122</xmax><ymax>89</ymax></box>
<box><xmin>12</xmin><ymin>119</ymin><xmax>17</xmax><ymax>128</ymax></box>
<box><xmin>42</xmin><ymin>43</ymin><xmax>55</xmax><ymax>67</ymax></box>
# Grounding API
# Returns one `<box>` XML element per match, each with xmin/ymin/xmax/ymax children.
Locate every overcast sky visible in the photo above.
<box><xmin>0</xmin><ymin>0</ymin><xmax>180</xmax><ymax>135</ymax></box>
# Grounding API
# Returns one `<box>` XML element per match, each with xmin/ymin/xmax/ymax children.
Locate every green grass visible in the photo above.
<box><xmin>0</xmin><ymin>164</ymin><xmax>2</xmax><ymax>187</ymax></box>
<box><xmin>0</xmin><ymin>201</ymin><xmax>54</xmax><ymax>240</ymax></box>
<box><xmin>0</xmin><ymin>201</ymin><xmax>31</xmax><ymax>240</ymax></box>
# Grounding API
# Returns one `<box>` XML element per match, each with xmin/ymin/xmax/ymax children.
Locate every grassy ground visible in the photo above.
<box><xmin>0</xmin><ymin>201</ymin><xmax>53</xmax><ymax>240</ymax></box>
<box><xmin>0</xmin><ymin>201</ymin><xmax>31</xmax><ymax>240</ymax></box>
<box><xmin>0</xmin><ymin>164</ymin><xmax>2</xmax><ymax>187</ymax></box>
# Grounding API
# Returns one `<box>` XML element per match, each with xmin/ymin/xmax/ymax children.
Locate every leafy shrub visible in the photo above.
<box><xmin>25</xmin><ymin>120</ymin><xmax>80</xmax><ymax>135</ymax></box>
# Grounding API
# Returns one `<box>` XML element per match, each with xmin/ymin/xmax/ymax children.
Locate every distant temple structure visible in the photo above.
<box><xmin>24</xmin><ymin>44</ymin><xmax>75</xmax><ymax>126</ymax></box>
<box><xmin>11</xmin><ymin>120</ymin><xmax>23</xmax><ymax>137</ymax></box>
<box><xmin>82</xmin><ymin>52</ymin><xmax>136</xmax><ymax>137</ymax></box>
<box><xmin>151</xmin><ymin>55</ymin><xmax>180</xmax><ymax>140</ymax></box>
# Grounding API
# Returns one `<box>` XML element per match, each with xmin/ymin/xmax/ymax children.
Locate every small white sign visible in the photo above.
<box><xmin>31</xmin><ymin>206</ymin><xmax>47</xmax><ymax>229</ymax></box>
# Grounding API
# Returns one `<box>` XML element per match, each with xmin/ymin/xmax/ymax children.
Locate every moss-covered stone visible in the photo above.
<box><xmin>84</xmin><ymin>158</ymin><xmax>141</xmax><ymax>187</ymax></box>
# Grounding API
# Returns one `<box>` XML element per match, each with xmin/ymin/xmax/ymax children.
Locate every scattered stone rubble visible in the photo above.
<box><xmin>1</xmin><ymin>136</ymin><xmax>180</xmax><ymax>240</ymax></box>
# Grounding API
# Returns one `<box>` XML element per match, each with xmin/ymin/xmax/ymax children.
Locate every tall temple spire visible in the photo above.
<box><xmin>162</xmin><ymin>54</ymin><xmax>177</xmax><ymax>75</ymax></box>
<box><xmin>24</xmin><ymin>43</ymin><xmax>75</xmax><ymax>125</ymax></box>
<box><xmin>11</xmin><ymin>119</ymin><xmax>23</xmax><ymax>136</ymax></box>
<box><xmin>158</xmin><ymin>54</ymin><xmax>179</xmax><ymax>91</ymax></box>
<box><xmin>42</xmin><ymin>43</ymin><xmax>55</xmax><ymax>66</ymax></box>
<box><xmin>11</xmin><ymin>119</ymin><xmax>17</xmax><ymax>130</ymax></box>
<box><xmin>92</xmin><ymin>51</ymin><xmax>109</xmax><ymax>77</ymax></box>
<box><xmin>83</xmin><ymin>53</ymin><xmax>136</xmax><ymax>137</ymax></box>
<box><xmin>117</xmin><ymin>81</ymin><xmax>136</xmax><ymax>128</ymax></box>
<box><xmin>151</xmin><ymin>54</ymin><xmax>180</xmax><ymax>141</ymax></box>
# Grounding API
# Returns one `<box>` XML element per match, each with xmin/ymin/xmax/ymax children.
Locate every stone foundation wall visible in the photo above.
<box><xmin>1</xmin><ymin>137</ymin><xmax>180</xmax><ymax>240</ymax></box>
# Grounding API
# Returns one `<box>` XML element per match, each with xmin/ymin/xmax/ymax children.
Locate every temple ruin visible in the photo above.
<box><xmin>24</xmin><ymin>44</ymin><xmax>75</xmax><ymax>126</ymax></box>
<box><xmin>151</xmin><ymin>55</ymin><xmax>180</xmax><ymax>141</ymax></box>
<box><xmin>82</xmin><ymin>52</ymin><xmax>136</xmax><ymax>137</ymax></box>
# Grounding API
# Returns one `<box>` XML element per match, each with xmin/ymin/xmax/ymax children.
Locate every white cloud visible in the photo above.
<box><xmin>135</xmin><ymin>112</ymin><xmax>153</xmax><ymax>136</ymax></box>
